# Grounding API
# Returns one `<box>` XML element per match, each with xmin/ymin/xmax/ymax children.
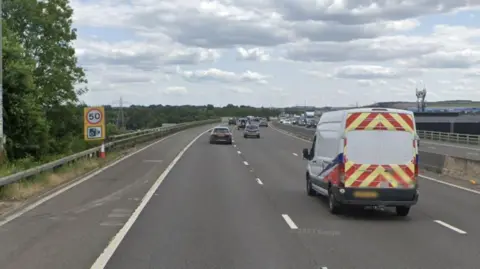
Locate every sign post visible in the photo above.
<box><xmin>84</xmin><ymin>106</ymin><xmax>106</xmax><ymax>158</ymax></box>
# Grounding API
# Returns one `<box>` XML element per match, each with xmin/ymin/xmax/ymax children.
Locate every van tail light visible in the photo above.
<box><xmin>414</xmin><ymin>155</ymin><xmax>419</xmax><ymax>177</ymax></box>
<box><xmin>338</xmin><ymin>159</ymin><xmax>346</xmax><ymax>188</ymax></box>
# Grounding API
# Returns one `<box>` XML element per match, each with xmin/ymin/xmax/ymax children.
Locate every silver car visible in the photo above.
<box><xmin>243</xmin><ymin>124</ymin><xmax>260</xmax><ymax>138</ymax></box>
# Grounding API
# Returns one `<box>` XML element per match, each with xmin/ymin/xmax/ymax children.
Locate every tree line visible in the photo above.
<box><xmin>1</xmin><ymin>0</ymin><xmax>280</xmax><ymax>164</ymax></box>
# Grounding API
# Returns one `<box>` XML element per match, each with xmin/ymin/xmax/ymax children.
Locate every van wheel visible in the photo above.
<box><xmin>328</xmin><ymin>192</ymin><xmax>342</xmax><ymax>215</ymax></box>
<box><xmin>306</xmin><ymin>176</ymin><xmax>316</xmax><ymax>196</ymax></box>
<box><xmin>396</xmin><ymin>206</ymin><xmax>410</xmax><ymax>217</ymax></box>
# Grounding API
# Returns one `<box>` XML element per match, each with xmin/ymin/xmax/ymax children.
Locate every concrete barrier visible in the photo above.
<box><xmin>272</xmin><ymin>122</ymin><xmax>480</xmax><ymax>183</ymax></box>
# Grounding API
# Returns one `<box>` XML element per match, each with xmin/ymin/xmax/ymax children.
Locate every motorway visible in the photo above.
<box><xmin>275</xmin><ymin>123</ymin><xmax>480</xmax><ymax>161</ymax></box>
<box><xmin>0</xmin><ymin>123</ymin><xmax>479</xmax><ymax>269</ymax></box>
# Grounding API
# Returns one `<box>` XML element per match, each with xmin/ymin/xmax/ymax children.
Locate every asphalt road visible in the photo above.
<box><xmin>1</xmin><ymin>123</ymin><xmax>479</xmax><ymax>269</ymax></box>
<box><xmin>0</xmin><ymin>124</ymin><xmax>216</xmax><ymax>269</ymax></box>
<box><xmin>275</xmin><ymin>123</ymin><xmax>480</xmax><ymax>161</ymax></box>
<box><xmin>103</xmin><ymin>124</ymin><xmax>479</xmax><ymax>269</ymax></box>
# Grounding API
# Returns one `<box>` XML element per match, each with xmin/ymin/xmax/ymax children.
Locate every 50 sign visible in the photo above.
<box><xmin>84</xmin><ymin>106</ymin><xmax>106</xmax><ymax>141</ymax></box>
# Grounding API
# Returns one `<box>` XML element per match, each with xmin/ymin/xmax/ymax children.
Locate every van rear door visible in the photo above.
<box><xmin>343</xmin><ymin>111</ymin><xmax>417</xmax><ymax>189</ymax></box>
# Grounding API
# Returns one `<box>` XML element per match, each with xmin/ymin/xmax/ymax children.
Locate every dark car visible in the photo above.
<box><xmin>209</xmin><ymin>126</ymin><xmax>232</xmax><ymax>144</ymax></box>
<box><xmin>228</xmin><ymin>117</ymin><xmax>236</xmax><ymax>125</ymax></box>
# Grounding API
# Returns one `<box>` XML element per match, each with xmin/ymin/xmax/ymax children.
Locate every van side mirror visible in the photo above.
<box><xmin>302</xmin><ymin>148</ymin><xmax>310</xmax><ymax>160</ymax></box>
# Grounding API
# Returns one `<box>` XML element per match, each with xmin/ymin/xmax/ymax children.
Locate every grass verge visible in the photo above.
<box><xmin>0</xmin><ymin>148</ymin><xmax>132</xmax><ymax>216</ymax></box>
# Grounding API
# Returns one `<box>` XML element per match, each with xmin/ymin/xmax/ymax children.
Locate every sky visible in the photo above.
<box><xmin>71</xmin><ymin>0</ymin><xmax>480</xmax><ymax>107</ymax></box>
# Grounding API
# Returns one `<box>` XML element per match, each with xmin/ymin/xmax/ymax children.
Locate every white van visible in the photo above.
<box><xmin>302</xmin><ymin>108</ymin><xmax>420</xmax><ymax>216</ymax></box>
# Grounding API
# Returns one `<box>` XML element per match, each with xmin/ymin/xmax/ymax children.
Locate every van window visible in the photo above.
<box><xmin>345</xmin><ymin>130</ymin><xmax>414</xmax><ymax>165</ymax></box>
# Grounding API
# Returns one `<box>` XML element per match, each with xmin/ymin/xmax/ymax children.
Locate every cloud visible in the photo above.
<box><xmin>332</xmin><ymin>65</ymin><xmax>418</xmax><ymax>80</ymax></box>
<box><xmin>163</xmin><ymin>86</ymin><xmax>188</xmax><ymax>95</ymax></box>
<box><xmin>75</xmin><ymin>39</ymin><xmax>220</xmax><ymax>71</ymax></box>
<box><xmin>236</xmin><ymin>48</ymin><xmax>270</xmax><ymax>61</ymax></box>
<box><xmin>72</xmin><ymin>0</ymin><xmax>480</xmax><ymax>106</ymax></box>
<box><xmin>178</xmin><ymin>68</ymin><xmax>269</xmax><ymax>84</ymax></box>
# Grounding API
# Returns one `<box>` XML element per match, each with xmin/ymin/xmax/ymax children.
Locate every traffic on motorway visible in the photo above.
<box><xmin>0</xmin><ymin>111</ymin><xmax>479</xmax><ymax>269</ymax></box>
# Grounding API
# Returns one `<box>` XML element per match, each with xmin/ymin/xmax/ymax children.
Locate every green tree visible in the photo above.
<box><xmin>2</xmin><ymin>20</ymin><xmax>49</xmax><ymax>160</ymax></box>
<box><xmin>3</xmin><ymin>0</ymin><xmax>88</xmax><ymax>157</ymax></box>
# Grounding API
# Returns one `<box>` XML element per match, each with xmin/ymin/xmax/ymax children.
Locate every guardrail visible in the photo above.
<box><xmin>417</xmin><ymin>130</ymin><xmax>480</xmax><ymax>145</ymax></box>
<box><xmin>0</xmin><ymin>119</ymin><xmax>220</xmax><ymax>187</ymax></box>
<box><xmin>273</xmin><ymin>122</ymin><xmax>480</xmax><ymax>146</ymax></box>
<box><xmin>108</xmin><ymin>125</ymin><xmax>177</xmax><ymax>141</ymax></box>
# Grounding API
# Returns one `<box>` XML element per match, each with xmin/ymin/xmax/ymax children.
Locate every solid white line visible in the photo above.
<box><xmin>272</xmin><ymin>123</ymin><xmax>480</xmax><ymax>196</ymax></box>
<box><xmin>419</xmin><ymin>175</ymin><xmax>480</xmax><ymax>195</ymax></box>
<box><xmin>256</xmin><ymin>178</ymin><xmax>263</xmax><ymax>185</ymax></box>
<box><xmin>0</xmin><ymin>128</ymin><xmax>200</xmax><ymax>227</ymax></box>
<box><xmin>292</xmin><ymin>153</ymin><xmax>298</xmax><ymax>156</ymax></box>
<box><xmin>281</xmin><ymin>214</ymin><xmax>298</xmax><ymax>229</ymax></box>
<box><xmin>270</xmin><ymin>124</ymin><xmax>310</xmax><ymax>143</ymax></box>
<box><xmin>237</xmin><ymin>151</ymin><xmax>241</xmax><ymax>154</ymax></box>
<box><xmin>434</xmin><ymin>220</ymin><xmax>467</xmax><ymax>234</ymax></box>
<box><xmin>243</xmin><ymin>161</ymin><xmax>249</xmax><ymax>166</ymax></box>
<box><xmin>90</xmin><ymin>129</ymin><xmax>210</xmax><ymax>269</ymax></box>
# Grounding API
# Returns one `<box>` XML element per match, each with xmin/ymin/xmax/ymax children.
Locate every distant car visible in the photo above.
<box><xmin>306</xmin><ymin>119</ymin><xmax>317</xmax><ymax>128</ymax></box>
<box><xmin>237</xmin><ymin>119</ymin><xmax>247</xmax><ymax>130</ymax></box>
<box><xmin>228</xmin><ymin>117</ymin><xmax>236</xmax><ymax>125</ymax></box>
<box><xmin>259</xmin><ymin>120</ymin><xmax>268</xmax><ymax>127</ymax></box>
<box><xmin>209</xmin><ymin>126</ymin><xmax>233</xmax><ymax>144</ymax></box>
<box><xmin>243</xmin><ymin>124</ymin><xmax>260</xmax><ymax>138</ymax></box>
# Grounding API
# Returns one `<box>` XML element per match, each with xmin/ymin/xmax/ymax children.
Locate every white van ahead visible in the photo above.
<box><xmin>302</xmin><ymin>108</ymin><xmax>420</xmax><ymax>216</ymax></box>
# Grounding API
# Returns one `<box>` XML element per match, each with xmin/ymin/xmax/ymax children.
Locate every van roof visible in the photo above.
<box><xmin>317</xmin><ymin>108</ymin><xmax>416</xmax><ymax>129</ymax></box>
<box><xmin>342</xmin><ymin>107</ymin><xmax>414</xmax><ymax>115</ymax></box>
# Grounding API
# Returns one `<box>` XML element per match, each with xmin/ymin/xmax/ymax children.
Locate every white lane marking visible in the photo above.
<box><xmin>237</xmin><ymin>151</ymin><xmax>241</xmax><ymax>154</ymax></box>
<box><xmin>466</xmin><ymin>152</ymin><xmax>479</xmax><ymax>156</ymax></box>
<box><xmin>419</xmin><ymin>175</ymin><xmax>480</xmax><ymax>195</ymax></box>
<box><xmin>292</xmin><ymin>153</ymin><xmax>298</xmax><ymax>156</ymax></box>
<box><xmin>0</xmin><ymin>127</ymin><xmax>201</xmax><ymax>227</ymax></box>
<box><xmin>243</xmin><ymin>161</ymin><xmax>249</xmax><ymax>166</ymax></box>
<box><xmin>281</xmin><ymin>214</ymin><xmax>298</xmax><ymax>229</ymax></box>
<box><xmin>428</xmin><ymin>146</ymin><xmax>436</xmax><ymax>150</ymax></box>
<box><xmin>90</xmin><ymin>129</ymin><xmax>210</xmax><ymax>269</ymax></box>
<box><xmin>270</xmin><ymin>124</ymin><xmax>311</xmax><ymax>143</ymax></box>
<box><xmin>434</xmin><ymin>220</ymin><xmax>467</xmax><ymax>234</ymax></box>
<box><xmin>107</xmin><ymin>213</ymin><xmax>129</xmax><ymax>218</ymax></box>
<box><xmin>272</xmin><ymin>123</ymin><xmax>480</xmax><ymax>196</ymax></box>
<box><xmin>233</xmin><ymin>145</ymin><xmax>237</xmax><ymax>148</ymax></box>
<box><xmin>256</xmin><ymin>178</ymin><xmax>263</xmax><ymax>185</ymax></box>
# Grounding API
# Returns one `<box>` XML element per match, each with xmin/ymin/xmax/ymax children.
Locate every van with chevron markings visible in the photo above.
<box><xmin>302</xmin><ymin>108</ymin><xmax>420</xmax><ymax>216</ymax></box>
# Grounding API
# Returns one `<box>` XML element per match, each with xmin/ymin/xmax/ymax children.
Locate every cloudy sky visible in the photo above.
<box><xmin>72</xmin><ymin>0</ymin><xmax>480</xmax><ymax>107</ymax></box>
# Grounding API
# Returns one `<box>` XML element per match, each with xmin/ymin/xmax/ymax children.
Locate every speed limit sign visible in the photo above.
<box><xmin>84</xmin><ymin>106</ymin><xmax>106</xmax><ymax>141</ymax></box>
<box><xmin>86</xmin><ymin>108</ymin><xmax>102</xmax><ymax>124</ymax></box>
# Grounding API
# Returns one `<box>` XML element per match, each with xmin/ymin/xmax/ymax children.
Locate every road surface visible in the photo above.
<box><xmin>275</xmin><ymin>123</ymin><xmax>480</xmax><ymax>161</ymax></box>
<box><xmin>0</xmin><ymin>124</ymin><xmax>479</xmax><ymax>269</ymax></box>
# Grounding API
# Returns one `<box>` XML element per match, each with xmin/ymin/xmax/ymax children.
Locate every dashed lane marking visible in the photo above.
<box><xmin>243</xmin><ymin>161</ymin><xmax>249</xmax><ymax>166</ymax></box>
<box><xmin>256</xmin><ymin>178</ymin><xmax>263</xmax><ymax>185</ymax></box>
<box><xmin>281</xmin><ymin>214</ymin><xmax>298</xmax><ymax>229</ymax></box>
<box><xmin>434</xmin><ymin>220</ymin><xmax>467</xmax><ymax>234</ymax></box>
<box><xmin>292</xmin><ymin>153</ymin><xmax>298</xmax><ymax>156</ymax></box>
